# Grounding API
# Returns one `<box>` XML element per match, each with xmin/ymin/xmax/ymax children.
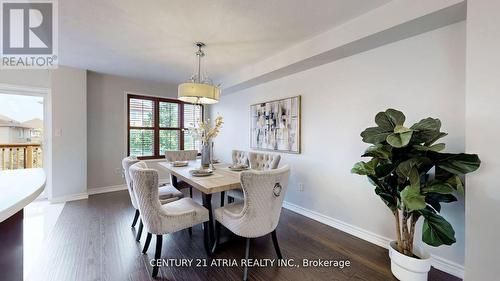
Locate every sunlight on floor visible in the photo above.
<box><xmin>23</xmin><ymin>199</ymin><xmax>65</xmax><ymax>281</ymax></box>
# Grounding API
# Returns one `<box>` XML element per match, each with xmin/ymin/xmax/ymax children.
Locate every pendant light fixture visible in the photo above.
<box><xmin>178</xmin><ymin>42</ymin><xmax>220</xmax><ymax>104</ymax></box>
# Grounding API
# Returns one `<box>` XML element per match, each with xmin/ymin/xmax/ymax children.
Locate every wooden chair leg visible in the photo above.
<box><xmin>142</xmin><ymin>232</ymin><xmax>152</xmax><ymax>253</ymax></box>
<box><xmin>131</xmin><ymin>209</ymin><xmax>140</xmax><ymax>227</ymax></box>
<box><xmin>271</xmin><ymin>230</ymin><xmax>283</xmax><ymax>259</ymax></box>
<box><xmin>243</xmin><ymin>238</ymin><xmax>251</xmax><ymax>281</ymax></box>
<box><xmin>136</xmin><ymin>220</ymin><xmax>143</xmax><ymax>241</ymax></box>
<box><xmin>152</xmin><ymin>235</ymin><xmax>163</xmax><ymax>278</ymax></box>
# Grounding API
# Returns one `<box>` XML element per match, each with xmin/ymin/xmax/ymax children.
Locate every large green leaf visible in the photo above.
<box><xmin>394</xmin><ymin>125</ymin><xmax>412</xmax><ymax>133</ymax></box>
<box><xmin>425</xmin><ymin>193</ymin><xmax>457</xmax><ymax>212</ymax></box>
<box><xmin>362</xmin><ymin>144</ymin><xmax>391</xmax><ymax>160</ymax></box>
<box><xmin>422</xmin><ymin>181</ymin><xmax>454</xmax><ymax>194</ymax></box>
<box><xmin>408</xmin><ymin>167</ymin><xmax>420</xmax><ymax>186</ymax></box>
<box><xmin>386</xmin><ymin>131</ymin><xmax>413</xmax><ymax>148</ymax></box>
<box><xmin>447</xmin><ymin>175</ymin><xmax>464</xmax><ymax>195</ymax></box>
<box><xmin>361</xmin><ymin>127</ymin><xmax>391</xmax><ymax>144</ymax></box>
<box><xmin>412</xmin><ymin>130</ymin><xmax>445</xmax><ymax>145</ymax></box>
<box><xmin>375</xmin><ymin>187</ymin><xmax>397</xmax><ymax>211</ymax></box>
<box><xmin>375</xmin><ymin>112</ymin><xmax>395</xmax><ymax>131</ymax></box>
<box><xmin>436</xmin><ymin>153</ymin><xmax>481</xmax><ymax>174</ymax></box>
<box><xmin>409</xmin><ymin>118</ymin><xmax>446</xmax><ymax>145</ymax></box>
<box><xmin>413</xmin><ymin>143</ymin><xmax>445</xmax><ymax>152</ymax></box>
<box><xmin>425</xmin><ymin>132</ymin><xmax>448</xmax><ymax>146</ymax></box>
<box><xmin>411</xmin><ymin>118</ymin><xmax>441</xmax><ymax>131</ymax></box>
<box><xmin>430</xmin><ymin>143</ymin><xmax>446</xmax><ymax>151</ymax></box>
<box><xmin>375</xmin><ymin>163</ymin><xmax>395</xmax><ymax>178</ymax></box>
<box><xmin>421</xmin><ymin>209</ymin><xmax>456</xmax><ymax>247</ymax></box>
<box><xmin>385</xmin><ymin>109</ymin><xmax>406</xmax><ymax>126</ymax></box>
<box><xmin>396</xmin><ymin>158</ymin><xmax>431</xmax><ymax>179</ymax></box>
<box><xmin>435</xmin><ymin>166</ymin><xmax>453</xmax><ymax>181</ymax></box>
<box><xmin>401</xmin><ymin>185</ymin><xmax>426</xmax><ymax>211</ymax></box>
<box><xmin>351</xmin><ymin>159</ymin><xmax>378</xmax><ymax>176</ymax></box>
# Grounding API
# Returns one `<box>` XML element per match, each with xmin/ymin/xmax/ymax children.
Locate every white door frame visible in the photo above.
<box><xmin>0</xmin><ymin>83</ymin><xmax>52</xmax><ymax>199</ymax></box>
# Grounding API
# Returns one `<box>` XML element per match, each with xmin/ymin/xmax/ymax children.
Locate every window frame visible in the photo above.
<box><xmin>127</xmin><ymin>94</ymin><xmax>203</xmax><ymax>160</ymax></box>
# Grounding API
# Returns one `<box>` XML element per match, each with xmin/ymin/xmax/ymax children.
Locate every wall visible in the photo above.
<box><xmin>211</xmin><ymin>22</ymin><xmax>466</xmax><ymax>274</ymax></box>
<box><xmin>465</xmin><ymin>0</ymin><xmax>500</xmax><ymax>279</ymax></box>
<box><xmin>0</xmin><ymin>128</ymin><xmax>9</xmax><ymax>143</ymax></box>
<box><xmin>50</xmin><ymin>66</ymin><xmax>87</xmax><ymax>200</ymax></box>
<box><xmin>1</xmin><ymin>69</ymin><xmax>181</xmax><ymax>196</ymax></box>
<box><xmin>0</xmin><ymin>69</ymin><xmax>50</xmax><ymax>88</ymax></box>
<box><xmin>86</xmin><ymin>72</ymin><xmax>178</xmax><ymax>190</ymax></box>
<box><xmin>0</xmin><ymin>67</ymin><xmax>87</xmax><ymax>201</ymax></box>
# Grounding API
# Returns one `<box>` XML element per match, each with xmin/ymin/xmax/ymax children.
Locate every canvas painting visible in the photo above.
<box><xmin>250</xmin><ymin>96</ymin><xmax>301</xmax><ymax>153</ymax></box>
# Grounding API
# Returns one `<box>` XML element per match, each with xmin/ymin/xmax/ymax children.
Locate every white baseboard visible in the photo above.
<box><xmin>88</xmin><ymin>184</ymin><xmax>128</xmax><ymax>195</ymax></box>
<box><xmin>50</xmin><ymin>192</ymin><xmax>88</xmax><ymax>203</ymax></box>
<box><xmin>282</xmin><ymin>201</ymin><xmax>464</xmax><ymax>279</ymax></box>
<box><xmin>87</xmin><ymin>178</ymin><xmax>170</xmax><ymax>196</ymax></box>
<box><xmin>431</xmin><ymin>256</ymin><xmax>464</xmax><ymax>279</ymax></box>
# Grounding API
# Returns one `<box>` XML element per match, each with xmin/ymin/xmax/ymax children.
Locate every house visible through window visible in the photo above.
<box><xmin>127</xmin><ymin>94</ymin><xmax>203</xmax><ymax>159</ymax></box>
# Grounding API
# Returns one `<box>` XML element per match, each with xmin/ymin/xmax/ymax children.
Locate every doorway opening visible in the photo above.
<box><xmin>0</xmin><ymin>93</ymin><xmax>44</xmax><ymax>170</ymax></box>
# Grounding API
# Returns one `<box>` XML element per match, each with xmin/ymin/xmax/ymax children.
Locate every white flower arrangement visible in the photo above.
<box><xmin>186</xmin><ymin>114</ymin><xmax>224</xmax><ymax>144</ymax></box>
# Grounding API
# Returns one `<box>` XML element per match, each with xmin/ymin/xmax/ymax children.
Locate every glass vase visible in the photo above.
<box><xmin>201</xmin><ymin>141</ymin><xmax>211</xmax><ymax>168</ymax></box>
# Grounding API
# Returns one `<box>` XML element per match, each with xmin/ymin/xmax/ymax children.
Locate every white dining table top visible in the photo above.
<box><xmin>0</xmin><ymin>168</ymin><xmax>46</xmax><ymax>223</ymax></box>
<box><xmin>159</xmin><ymin>160</ymin><xmax>242</xmax><ymax>194</ymax></box>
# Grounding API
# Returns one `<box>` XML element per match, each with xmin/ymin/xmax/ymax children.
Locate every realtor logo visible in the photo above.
<box><xmin>1</xmin><ymin>0</ymin><xmax>58</xmax><ymax>68</ymax></box>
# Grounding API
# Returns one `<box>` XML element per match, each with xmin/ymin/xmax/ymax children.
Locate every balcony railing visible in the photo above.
<box><xmin>0</xmin><ymin>144</ymin><xmax>43</xmax><ymax>170</ymax></box>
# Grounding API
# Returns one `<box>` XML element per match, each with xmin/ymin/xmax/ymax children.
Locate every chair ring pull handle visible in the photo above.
<box><xmin>273</xmin><ymin>183</ymin><xmax>282</xmax><ymax>197</ymax></box>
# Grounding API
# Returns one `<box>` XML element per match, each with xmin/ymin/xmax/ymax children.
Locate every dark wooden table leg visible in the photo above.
<box><xmin>171</xmin><ymin>175</ymin><xmax>178</xmax><ymax>187</ymax></box>
<box><xmin>202</xmin><ymin>193</ymin><xmax>214</xmax><ymax>256</ymax></box>
<box><xmin>211</xmin><ymin>191</ymin><xmax>225</xmax><ymax>254</ymax></box>
<box><xmin>220</xmin><ymin>191</ymin><xmax>225</xmax><ymax>207</ymax></box>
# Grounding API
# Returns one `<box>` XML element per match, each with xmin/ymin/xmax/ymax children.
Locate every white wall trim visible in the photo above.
<box><xmin>88</xmin><ymin>184</ymin><xmax>128</xmax><ymax>195</ymax></box>
<box><xmin>88</xmin><ymin>178</ymin><xmax>170</xmax><ymax>196</ymax></box>
<box><xmin>282</xmin><ymin>201</ymin><xmax>464</xmax><ymax>279</ymax></box>
<box><xmin>0</xmin><ymin>83</ymin><xmax>50</xmax><ymax>95</ymax></box>
<box><xmin>50</xmin><ymin>192</ymin><xmax>88</xmax><ymax>204</ymax></box>
<box><xmin>432</xmin><ymin>256</ymin><xmax>465</xmax><ymax>279</ymax></box>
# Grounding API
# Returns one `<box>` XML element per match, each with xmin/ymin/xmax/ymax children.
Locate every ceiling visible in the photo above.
<box><xmin>59</xmin><ymin>0</ymin><xmax>391</xmax><ymax>84</ymax></box>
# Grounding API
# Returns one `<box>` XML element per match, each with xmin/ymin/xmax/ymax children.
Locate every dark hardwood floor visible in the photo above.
<box><xmin>29</xmin><ymin>190</ymin><xmax>460</xmax><ymax>281</ymax></box>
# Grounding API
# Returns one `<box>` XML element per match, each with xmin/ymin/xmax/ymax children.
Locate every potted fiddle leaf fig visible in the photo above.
<box><xmin>351</xmin><ymin>109</ymin><xmax>480</xmax><ymax>281</ymax></box>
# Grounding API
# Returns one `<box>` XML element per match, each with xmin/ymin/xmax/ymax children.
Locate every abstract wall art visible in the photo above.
<box><xmin>250</xmin><ymin>96</ymin><xmax>301</xmax><ymax>153</ymax></box>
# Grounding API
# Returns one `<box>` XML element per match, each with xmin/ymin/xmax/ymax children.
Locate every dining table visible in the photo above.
<box><xmin>159</xmin><ymin>159</ymin><xmax>243</xmax><ymax>256</ymax></box>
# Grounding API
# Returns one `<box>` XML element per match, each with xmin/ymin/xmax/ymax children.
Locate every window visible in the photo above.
<box><xmin>127</xmin><ymin>94</ymin><xmax>203</xmax><ymax>159</ymax></box>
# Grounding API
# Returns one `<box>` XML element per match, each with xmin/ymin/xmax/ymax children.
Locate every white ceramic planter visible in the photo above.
<box><xmin>389</xmin><ymin>241</ymin><xmax>431</xmax><ymax>281</ymax></box>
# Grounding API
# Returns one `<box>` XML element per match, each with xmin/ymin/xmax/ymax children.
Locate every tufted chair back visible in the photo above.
<box><xmin>248</xmin><ymin>152</ymin><xmax>281</xmax><ymax>170</ymax></box>
<box><xmin>234</xmin><ymin>165</ymin><xmax>290</xmax><ymax>237</ymax></box>
<box><xmin>122</xmin><ymin>156</ymin><xmax>140</xmax><ymax>209</ymax></box>
<box><xmin>129</xmin><ymin>161</ymin><xmax>164</xmax><ymax>234</ymax></box>
<box><xmin>165</xmin><ymin>150</ymin><xmax>198</xmax><ymax>162</ymax></box>
<box><xmin>232</xmin><ymin>150</ymin><xmax>249</xmax><ymax>166</ymax></box>
<box><xmin>165</xmin><ymin>150</ymin><xmax>198</xmax><ymax>186</ymax></box>
<box><xmin>129</xmin><ymin>161</ymin><xmax>195</xmax><ymax>234</ymax></box>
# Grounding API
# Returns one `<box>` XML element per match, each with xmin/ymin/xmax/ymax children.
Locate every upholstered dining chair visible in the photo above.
<box><xmin>232</xmin><ymin>149</ymin><xmax>249</xmax><ymax>166</ymax></box>
<box><xmin>248</xmin><ymin>151</ymin><xmax>281</xmax><ymax>170</ymax></box>
<box><xmin>165</xmin><ymin>150</ymin><xmax>198</xmax><ymax>198</ymax></box>
<box><xmin>122</xmin><ymin>157</ymin><xmax>184</xmax><ymax>242</ymax></box>
<box><xmin>129</xmin><ymin>162</ymin><xmax>209</xmax><ymax>278</ymax></box>
<box><xmin>226</xmin><ymin>150</ymin><xmax>249</xmax><ymax>203</ymax></box>
<box><xmin>227</xmin><ymin>151</ymin><xmax>281</xmax><ymax>203</ymax></box>
<box><xmin>214</xmin><ymin>165</ymin><xmax>290</xmax><ymax>281</ymax></box>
